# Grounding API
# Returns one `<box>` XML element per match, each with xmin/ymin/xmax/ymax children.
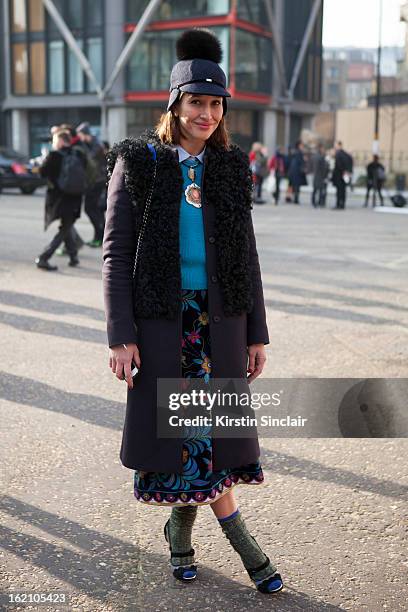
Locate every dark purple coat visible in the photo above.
<box><xmin>102</xmin><ymin>134</ymin><xmax>269</xmax><ymax>473</ymax></box>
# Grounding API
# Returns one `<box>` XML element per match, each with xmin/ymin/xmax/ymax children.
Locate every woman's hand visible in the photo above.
<box><xmin>109</xmin><ymin>343</ymin><xmax>140</xmax><ymax>389</ymax></box>
<box><xmin>247</xmin><ymin>343</ymin><xmax>266</xmax><ymax>384</ymax></box>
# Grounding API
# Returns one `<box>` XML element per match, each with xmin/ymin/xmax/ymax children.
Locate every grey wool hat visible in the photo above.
<box><xmin>76</xmin><ymin>121</ymin><xmax>91</xmax><ymax>135</ymax></box>
<box><xmin>167</xmin><ymin>28</ymin><xmax>231</xmax><ymax>114</ymax></box>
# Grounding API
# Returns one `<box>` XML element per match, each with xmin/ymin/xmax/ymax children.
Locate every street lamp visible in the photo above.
<box><xmin>373</xmin><ymin>0</ymin><xmax>383</xmax><ymax>154</ymax></box>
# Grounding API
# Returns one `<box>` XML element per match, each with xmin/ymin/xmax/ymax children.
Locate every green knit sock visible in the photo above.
<box><xmin>218</xmin><ymin>509</ymin><xmax>277</xmax><ymax>583</ymax></box>
<box><xmin>167</xmin><ymin>505</ymin><xmax>198</xmax><ymax>568</ymax></box>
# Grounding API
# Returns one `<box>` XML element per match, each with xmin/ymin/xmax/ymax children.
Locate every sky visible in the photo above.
<box><xmin>323</xmin><ymin>0</ymin><xmax>407</xmax><ymax>48</ymax></box>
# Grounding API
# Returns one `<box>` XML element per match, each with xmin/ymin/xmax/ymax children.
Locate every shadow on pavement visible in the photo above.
<box><xmin>0</xmin><ymin>372</ymin><xmax>123</xmax><ymax>430</ymax></box>
<box><xmin>1</xmin><ymin>372</ymin><xmax>406</xmax><ymax>502</ymax></box>
<box><xmin>0</xmin><ymin>310</ymin><xmax>106</xmax><ymax>344</ymax></box>
<box><xmin>0</xmin><ymin>495</ymin><xmax>344</xmax><ymax>611</ymax></box>
<box><xmin>264</xmin><ymin>283</ymin><xmax>408</xmax><ymax>314</ymax></box>
<box><xmin>0</xmin><ymin>290</ymin><xmax>105</xmax><ymax>321</ymax></box>
<box><xmin>265</xmin><ymin>273</ymin><xmax>407</xmax><ymax>295</ymax></box>
<box><xmin>260</xmin><ymin>448</ymin><xmax>408</xmax><ymax>501</ymax></box>
<box><xmin>264</xmin><ymin>298</ymin><xmax>399</xmax><ymax>326</ymax></box>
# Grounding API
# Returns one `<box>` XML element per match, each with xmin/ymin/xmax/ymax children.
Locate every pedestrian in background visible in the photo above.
<box><xmin>364</xmin><ymin>154</ymin><xmax>385</xmax><ymax>207</ymax></box>
<box><xmin>76</xmin><ymin>122</ymin><xmax>107</xmax><ymax>247</ymax></box>
<box><xmin>285</xmin><ymin>146</ymin><xmax>295</xmax><ymax>202</ymax></box>
<box><xmin>35</xmin><ymin>130</ymin><xmax>87</xmax><ymax>270</ymax></box>
<box><xmin>249</xmin><ymin>142</ymin><xmax>269</xmax><ymax>204</ymax></box>
<box><xmin>269</xmin><ymin>146</ymin><xmax>286</xmax><ymax>205</ymax></box>
<box><xmin>55</xmin><ymin>123</ymin><xmax>86</xmax><ymax>254</ymax></box>
<box><xmin>311</xmin><ymin>144</ymin><xmax>329</xmax><ymax>208</ymax></box>
<box><xmin>103</xmin><ymin>28</ymin><xmax>284</xmax><ymax>595</ymax></box>
<box><xmin>332</xmin><ymin>141</ymin><xmax>353</xmax><ymax>210</ymax></box>
<box><xmin>288</xmin><ymin>140</ymin><xmax>307</xmax><ymax>204</ymax></box>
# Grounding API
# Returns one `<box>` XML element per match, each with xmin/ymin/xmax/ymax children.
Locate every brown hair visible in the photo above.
<box><xmin>52</xmin><ymin>129</ymin><xmax>71</xmax><ymax>148</ymax></box>
<box><xmin>155</xmin><ymin>95</ymin><xmax>230</xmax><ymax>149</ymax></box>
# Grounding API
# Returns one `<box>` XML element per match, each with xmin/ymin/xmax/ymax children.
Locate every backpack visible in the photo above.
<box><xmin>57</xmin><ymin>149</ymin><xmax>87</xmax><ymax>195</ymax></box>
<box><xmin>391</xmin><ymin>194</ymin><xmax>406</xmax><ymax>208</ymax></box>
<box><xmin>254</xmin><ymin>153</ymin><xmax>269</xmax><ymax>178</ymax></box>
<box><xmin>343</xmin><ymin>151</ymin><xmax>353</xmax><ymax>173</ymax></box>
<box><xmin>377</xmin><ymin>166</ymin><xmax>386</xmax><ymax>182</ymax></box>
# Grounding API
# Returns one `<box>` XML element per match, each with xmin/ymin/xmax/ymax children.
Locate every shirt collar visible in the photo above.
<box><xmin>173</xmin><ymin>144</ymin><xmax>206</xmax><ymax>163</ymax></box>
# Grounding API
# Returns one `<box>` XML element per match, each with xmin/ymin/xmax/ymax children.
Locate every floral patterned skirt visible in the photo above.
<box><xmin>133</xmin><ymin>289</ymin><xmax>264</xmax><ymax>506</ymax></box>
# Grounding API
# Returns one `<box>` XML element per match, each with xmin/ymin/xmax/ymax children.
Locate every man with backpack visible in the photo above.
<box><xmin>332</xmin><ymin>141</ymin><xmax>353</xmax><ymax>210</ymax></box>
<box><xmin>35</xmin><ymin>130</ymin><xmax>87</xmax><ymax>270</ymax></box>
<box><xmin>76</xmin><ymin>122</ymin><xmax>107</xmax><ymax>247</ymax></box>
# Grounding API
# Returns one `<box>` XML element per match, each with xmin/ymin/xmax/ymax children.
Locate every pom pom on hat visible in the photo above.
<box><xmin>176</xmin><ymin>28</ymin><xmax>223</xmax><ymax>64</ymax></box>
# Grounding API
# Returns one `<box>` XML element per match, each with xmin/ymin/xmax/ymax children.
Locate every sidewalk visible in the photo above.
<box><xmin>0</xmin><ymin>192</ymin><xmax>407</xmax><ymax>611</ymax></box>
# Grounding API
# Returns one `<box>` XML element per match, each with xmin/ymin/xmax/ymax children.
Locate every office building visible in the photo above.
<box><xmin>1</xmin><ymin>0</ymin><xmax>323</xmax><ymax>155</ymax></box>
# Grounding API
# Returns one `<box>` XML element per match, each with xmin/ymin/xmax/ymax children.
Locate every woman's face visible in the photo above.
<box><xmin>175</xmin><ymin>94</ymin><xmax>224</xmax><ymax>142</ymax></box>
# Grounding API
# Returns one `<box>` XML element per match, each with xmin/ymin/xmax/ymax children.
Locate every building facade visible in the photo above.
<box><xmin>322</xmin><ymin>47</ymin><xmax>404</xmax><ymax>112</ymax></box>
<box><xmin>322</xmin><ymin>57</ymin><xmax>347</xmax><ymax>111</ymax></box>
<box><xmin>1</xmin><ymin>0</ymin><xmax>323</xmax><ymax>156</ymax></box>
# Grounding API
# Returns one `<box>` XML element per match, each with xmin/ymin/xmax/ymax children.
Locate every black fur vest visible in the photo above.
<box><xmin>107</xmin><ymin>130</ymin><xmax>254</xmax><ymax>319</ymax></box>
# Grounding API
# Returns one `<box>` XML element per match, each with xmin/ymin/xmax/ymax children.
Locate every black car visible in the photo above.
<box><xmin>0</xmin><ymin>147</ymin><xmax>47</xmax><ymax>194</ymax></box>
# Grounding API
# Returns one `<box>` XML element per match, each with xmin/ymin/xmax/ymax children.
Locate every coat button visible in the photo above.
<box><xmin>211</xmin><ymin>274</ymin><xmax>218</xmax><ymax>283</ymax></box>
<box><xmin>213</xmin><ymin>315</ymin><xmax>221</xmax><ymax>323</ymax></box>
<box><xmin>208</xmin><ymin>236</ymin><xmax>216</xmax><ymax>244</ymax></box>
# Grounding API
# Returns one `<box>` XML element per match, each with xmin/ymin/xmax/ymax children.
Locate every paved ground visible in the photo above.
<box><xmin>0</xmin><ymin>187</ymin><xmax>407</xmax><ymax>611</ymax></box>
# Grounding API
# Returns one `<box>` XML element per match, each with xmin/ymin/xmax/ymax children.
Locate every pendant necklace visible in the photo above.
<box><xmin>183</xmin><ymin>158</ymin><xmax>202</xmax><ymax>208</ymax></box>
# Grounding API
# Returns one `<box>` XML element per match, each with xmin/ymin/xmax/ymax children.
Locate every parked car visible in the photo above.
<box><xmin>0</xmin><ymin>147</ymin><xmax>47</xmax><ymax>194</ymax></box>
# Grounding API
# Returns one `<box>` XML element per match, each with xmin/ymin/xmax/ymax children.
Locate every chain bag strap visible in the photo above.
<box><xmin>132</xmin><ymin>143</ymin><xmax>157</xmax><ymax>280</ymax></box>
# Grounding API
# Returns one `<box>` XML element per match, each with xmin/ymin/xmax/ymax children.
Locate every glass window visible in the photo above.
<box><xmin>217</xmin><ymin>28</ymin><xmax>229</xmax><ymax>82</ymax></box>
<box><xmin>328</xmin><ymin>83</ymin><xmax>339</xmax><ymax>97</ymax></box>
<box><xmin>128</xmin><ymin>38</ymin><xmax>151</xmax><ymax>90</ymax></box>
<box><xmin>86</xmin><ymin>37</ymin><xmax>102</xmax><ymax>92</ymax></box>
<box><xmin>87</xmin><ymin>0</ymin><xmax>103</xmax><ymax>27</ymax></box>
<box><xmin>30</xmin><ymin>42</ymin><xmax>46</xmax><ymax>93</ymax></box>
<box><xmin>127</xmin><ymin>27</ymin><xmax>229</xmax><ymax>91</ymax></box>
<box><xmin>48</xmin><ymin>40</ymin><xmax>65</xmax><ymax>93</ymax></box>
<box><xmin>47</xmin><ymin>0</ymin><xmax>64</xmax><ymax>36</ymax></box>
<box><xmin>11</xmin><ymin>0</ymin><xmax>26</xmax><ymax>32</ymax></box>
<box><xmin>328</xmin><ymin>66</ymin><xmax>339</xmax><ymax>79</ymax></box>
<box><xmin>127</xmin><ymin>0</ymin><xmax>229</xmax><ymax>21</ymax></box>
<box><xmin>29</xmin><ymin>0</ymin><xmax>45</xmax><ymax>31</ymax></box>
<box><xmin>235</xmin><ymin>29</ymin><xmax>272</xmax><ymax>93</ymax></box>
<box><xmin>237</xmin><ymin>0</ymin><xmax>268</xmax><ymax>25</ymax></box>
<box><xmin>66</xmin><ymin>0</ymin><xmax>83</xmax><ymax>28</ymax></box>
<box><xmin>12</xmin><ymin>43</ymin><xmax>28</xmax><ymax>93</ymax></box>
<box><xmin>68</xmin><ymin>39</ymin><xmax>83</xmax><ymax>92</ymax></box>
<box><xmin>284</xmin><ymin>0</ymin><xmax>322</xmax><ymax>102</ymax></box>
<box><xmin>128</xmin><ymin>30</ymin><xmax>179</xmax><ymax>91</ymax></box>
<box><xmin>127</xmin><ymin>107</ymin><xmax>163</xmax><ymax>137</ymax></box>
<box><xmin>227</xmin><ymin>109</ymin><xmax>259</xmax><ymax>151</ymax></box>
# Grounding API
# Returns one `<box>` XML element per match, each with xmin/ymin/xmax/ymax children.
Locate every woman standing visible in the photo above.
<box><xmin>103</xmin><ymin>29</ymin><xmax>283</xmax><ymax>595</ymax></box>
<box><xmin>287</xmin><ymin>140</ymin><xmax>306</xmax><ymax>204</ymax></box>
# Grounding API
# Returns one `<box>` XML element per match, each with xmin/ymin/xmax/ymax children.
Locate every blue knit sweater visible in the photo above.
<box><xmin>179</xmin><ymin>157</ymin><xmax>207</xmax><ymax>289</ymax></box>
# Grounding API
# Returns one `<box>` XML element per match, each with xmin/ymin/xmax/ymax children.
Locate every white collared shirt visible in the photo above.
<box><xmin>173</xmin><ymin>144</ymin><xmax>206</xmax><ymax>163</ymax></box>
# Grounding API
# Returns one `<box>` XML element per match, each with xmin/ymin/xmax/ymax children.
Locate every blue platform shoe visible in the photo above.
<box><xmin>164</xmin><ymin>519</ymin><xmax>198</xmax><ymax>582</ymax></box>
<box><xmin>247</xmin><ymin>556</ymin><xmax>284</xmax><ymax>594</ymax></box>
